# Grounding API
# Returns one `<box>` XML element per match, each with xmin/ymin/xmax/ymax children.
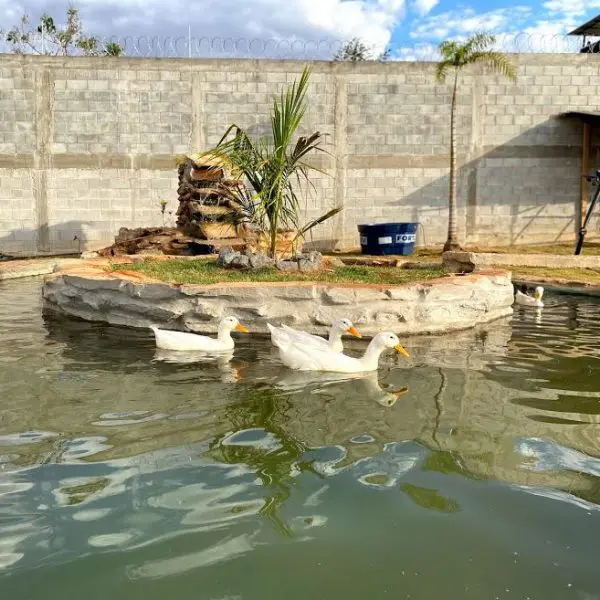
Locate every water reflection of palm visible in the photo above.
<box><xmin>207</xmin><ymin>384</ymin><xmax>312</xmax><ymax>538</ymax></box>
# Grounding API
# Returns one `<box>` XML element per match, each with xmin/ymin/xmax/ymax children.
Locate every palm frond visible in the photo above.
<box><xmin>438</xmin><ymin>40</ymin><xmax>459</xmax><ymax>61</ymax></box>
<box><xmin>464</xmin><ymin>32</ymin><xmax>496</xmax><ymax>55</ymax></box>
<box><xmin>435</xmin><ymin>60</ymin><xmax>453</xmax><ymax>83</ymax></box>
<box><xmin>296</xmin><ymin>206</ymin><xmax>343</xmax><ymax>237</ymax></box>
<box><xmin>199</xmin><ymin>65</ymin><xmax>338</xmax><ymax>257</ymax></box>
<box><xmin>436</xmin><ymin>32</ymin><xmax>515</xmax><ymax>81</ymax></box>
<box><xmin>471</xmin><ymin>50</ymin><xmax>517</xmax><ymax>81</ymax></box>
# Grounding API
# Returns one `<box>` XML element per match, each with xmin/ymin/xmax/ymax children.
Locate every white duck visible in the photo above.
<box><xmin>150</xmin><ymin>316</ymin><xmax>248</xmax><ymax>352</ymax></box>
<box><xmin>272</xmin><ymin>331</ymin><xmax>410</xmax><ymax>373</ymax></box>
<box><xmin>267</xmin><ymin>318</ymin><xmax>361</xmax><ymax>353</ymax></box>
<box><xmin>515</xmin><ymin>285</ymin><xmax>544</xmax><ymax>308</ymax></box>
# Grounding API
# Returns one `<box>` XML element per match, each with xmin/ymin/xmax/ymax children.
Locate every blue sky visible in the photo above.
<box><xmin>1</xmin><ymin>0</ymin><xmax>599</xmax><ymax>58</ymax></box>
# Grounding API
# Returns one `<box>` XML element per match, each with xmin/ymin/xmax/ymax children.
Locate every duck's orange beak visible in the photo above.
<box><xmin>391</xmin><ymin>386</ymin><xmax>409</xmax><ymax>397</ymax></box>
<box><xmin>234</xmin><ymin>323</ymin><xmax>249</xmax><ymax>333</ymax></box>
<box><xmin>347</xmin><ymin>325</ymin><xmax>361</xmax><ymax>338</ymax></box>
<box><xmin>394</xmin><ymin>344</ymin><xmax>410</xmax><ymax>357</ymax></box>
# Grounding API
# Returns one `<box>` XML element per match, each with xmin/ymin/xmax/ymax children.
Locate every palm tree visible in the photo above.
<box><xmin>436</xmin><ymin>33</ymin><xmax>516</xmax><ymax>252</ymax></box>
<box><xmin>205</xmin><ymin>66</ymin><xmax>341</xmax><ymax>258</ymax></box>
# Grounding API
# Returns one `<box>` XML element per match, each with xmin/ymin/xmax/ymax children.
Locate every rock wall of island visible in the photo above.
<box><xmin>41</xmin><ymin>266</ymin><xmax>514</xmax><ymax>337</ymax></box>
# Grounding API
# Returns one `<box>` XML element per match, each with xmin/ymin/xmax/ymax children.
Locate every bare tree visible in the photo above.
<box><xmin>2</xmin><ymin>7</ymin><xmax>124</xmax><ymax>56</ymax></box>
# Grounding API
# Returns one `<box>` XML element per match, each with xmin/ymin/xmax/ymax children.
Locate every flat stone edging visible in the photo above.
<box><xmin>513</xmin><ymin>277</ymin><xmax>600</xmax><ymax>297</ymax></box>
<box><xmin>41</xmin><ymin>263</ymin><xmax>515</xmax><ymax>337</ymax></box>
<box><xmin>0</xmin><ymin>257</ymin><xmax>86</xmax><ymax>281</ymax></box>
<box><xmin>443</xmin><ymin>250</ymin><xmax>600</xmax><ymax>271</ymax></box>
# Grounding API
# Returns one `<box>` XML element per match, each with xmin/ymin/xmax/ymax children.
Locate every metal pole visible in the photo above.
<box><xmin>188</xmin><ymin>25</ymin><xmax>192</xmax><ymax>58</ymax></box>
<box><xmin>575</xmin><ymin>171</ymin><xmax>600</xmax><ymax>255</ymax></box>
<box><xmin>41</xmin><ymin>20</ymin><xmax>45</xmax><ymax>54</ymax></box>
<box><xmin>580</xmin><ymin>122</ymin><xmax>590</xmax><ymax>229</ymax></box>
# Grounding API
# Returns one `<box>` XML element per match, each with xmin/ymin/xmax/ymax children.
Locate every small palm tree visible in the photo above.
<box><xmin>436</xmin><ymin>33</ymin><xmax>516</xmax><ymax>252</ymax></box>
<box><xmin>204</xmin><ymin>66</ymin><xmax>341</xmax><ymax>258</ymax></box>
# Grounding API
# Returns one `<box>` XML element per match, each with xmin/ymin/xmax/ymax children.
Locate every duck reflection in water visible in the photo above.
<box><xmin>272</xmin><ymin>370</ymin><xmax>409</xmax><ymax>407</ymax></box>
<box><xmin>153</xmin><ymin>349</ymin><xmax>249</xmax><ymax>383</ymax></box>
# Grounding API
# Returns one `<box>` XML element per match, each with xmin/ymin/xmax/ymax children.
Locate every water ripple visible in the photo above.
<box><xmin>2</xmin><ymin>278</ymin><xmax>600</xmax><ymax>596</ymax></box>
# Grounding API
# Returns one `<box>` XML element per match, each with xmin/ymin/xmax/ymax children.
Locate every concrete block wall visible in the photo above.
<box><xmin>0</xmin><ymin>53</ymin><xmax>599</xmax><ymax>256</ymax></box>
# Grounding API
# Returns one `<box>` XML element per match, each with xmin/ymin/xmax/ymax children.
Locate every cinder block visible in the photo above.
<box><xmin>12</xmin><ymin>228</ymin><xmax>37</xmax><ymax>242</ymax></box>
<box><xmin>66</xmin><ymin>79</ymin><xmax>88</xmax><ymax>91</ymax></box>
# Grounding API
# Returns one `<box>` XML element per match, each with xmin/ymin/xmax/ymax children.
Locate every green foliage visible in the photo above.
<box><xmin>333</xmin><ymin>37</ymin><xmax>391</xmax><ymax>62</ymax></box>
<box><xmin>202</xmin><ymin>66</ymin><xmax>342</xmax><ymax>257</ymax></box>
<box><xmin>104</xmin><ymin>41</ymin><xmax>124</xmax><ymax>57</ymax></box>
<box><xmin>435</xmin><ymin>32</ymin><xmax>516</xmax><ymax>83</ymax></box>
<box><xmin>207</xmin><ymin>385</ymin><xmax>309</xmax><ymax>538</ymax></box>
<box><xmin>2</xmin><ymin>7</ymin><xmax>124</xmax><ymax>56</ymax></box>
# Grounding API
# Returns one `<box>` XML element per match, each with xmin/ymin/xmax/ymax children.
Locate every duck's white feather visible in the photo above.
<box><xmin>280</xmin><ymin>324</ymin><xmax>334</xmax><ymax>350</ymax></box>
<box><xmin>286</xmin><ymin>345</ymin><xmax>367</xmax><ymax>372</ymax></box>
<box><xmin>515</xmin><ymin>290</ymin><xmax>544</xmax><ymax>308</ymax></box>
<box><xmin>272</xmin><ymin>331</ymin><xmax>401</xmax><ymax>373</ymax></box>
<box><xmin>150</xmin><ymin>327</ymin><xmax>234</xmax><ymax>352</ymax></box>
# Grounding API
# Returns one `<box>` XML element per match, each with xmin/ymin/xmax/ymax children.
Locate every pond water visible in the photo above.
<box><xmin>1</xmin><ymin>277</ymin><xmax>600</xmax><ymax>599</ymax></box>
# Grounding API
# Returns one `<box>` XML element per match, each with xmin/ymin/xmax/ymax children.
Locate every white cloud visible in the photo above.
<box><xmin>404</xmin><ymin>4</ymin><xmax>594</xmax><ymax>54</ymax></box>
<box><xmin>0</xmin><ymin>0</ymin><xmax>407</xmax><ymax>57</ymax></box>
<box><xmin>409</xmin><ymin>6</ymin><xmax>532</xmax><ymax>41</ymax></box>
<box><xmin>377</xmin><ymin>0</ymin><xmax>405</xmax><ymax>12</ymax></box>
<box><xmin>542</xmin><ymin>0</ymin><xmax>600</xmax><ymax>18</ymax></box>
<box><xmin>412</xmin><ymin>0</ymin><xmax>439</xmax><ymax>18</ymax></box>
<box><xmin>511</xmin><ymin>17</ymin><xmax>583</xmax><ymax>51</ymax></box>
<box><xmin>393</xmin><ymin>42</ymin><xmax>439</xmax><ymax>60</ymax></box>
<box><xmin>403</xmin><ymin>0</ymin><xmax>600</xmax><ymax>60</ymax></box>
<box><xmin>2</xmin><ymin>0</ymin><xmax>598</xmax><ymax>61</ymax></box>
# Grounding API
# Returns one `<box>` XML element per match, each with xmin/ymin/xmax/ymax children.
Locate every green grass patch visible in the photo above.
<box><xmin>336</xmin><ymin>243</ymin><xmax>600</xmax><ymax>259</ymax></box>
<box><xmin>113</xmin><ymin>259</ymin><xmax>449</xmax><ymax>286</ymax></box>
<box><xmin>509</xmin><ymin>266</ymin><xmax>600</xmax><ymax>285</ymax></box>
<box><xmin>463</xmin><ymin>243</ymin><xmax>600</xmax><ymax>256</ymax></box>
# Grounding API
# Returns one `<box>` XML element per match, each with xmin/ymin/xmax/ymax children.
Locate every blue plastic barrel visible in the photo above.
<box><xmin>357</xmin><ymin>222</ymin><xmax>419</xmax><ymax>256</ymax></box>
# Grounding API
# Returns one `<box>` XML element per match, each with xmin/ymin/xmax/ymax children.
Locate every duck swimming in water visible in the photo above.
<box><xmin>514</xmin><ymin>285</ymin><xmax>544</xmax><ymax>308</ymax></box>
<box><xmin>150</xmin><ymin>316</ymin><xmax>248</xmax><ymax>352</ymax></box>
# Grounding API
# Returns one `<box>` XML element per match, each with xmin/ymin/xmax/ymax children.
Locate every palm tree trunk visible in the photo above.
<box><xmin>269</xmin><ymin>206</ymin><xmax>278</xmax><ymax>258</ymax></box>
<box><xmin>444</xmin><ymin>69</ymin><xmax>460</xmax><ymax>252</ymax></box>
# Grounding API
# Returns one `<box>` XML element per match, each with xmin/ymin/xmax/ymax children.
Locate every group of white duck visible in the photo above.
<box><xmin>151</xmin><ymin>317</ymin><xmax>410</xmax><ymax>374</ymax></box>
<box><xmin>150</xmin><ymin>284</ymin><xmax>543</xmax><ymax>373</ymax></box>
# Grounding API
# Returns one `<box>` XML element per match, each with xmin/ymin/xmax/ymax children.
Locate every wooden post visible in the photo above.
<box><xmin>580</xmin><ymin>121</ymin><xmax>591</xmax><ymax>230</ymax></box>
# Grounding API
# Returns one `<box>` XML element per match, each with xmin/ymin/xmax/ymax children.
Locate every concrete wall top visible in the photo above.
<box><xmin>2</xmin><ymin>51</ymin><xmax>600</xmax><ymax>73</ymax></box>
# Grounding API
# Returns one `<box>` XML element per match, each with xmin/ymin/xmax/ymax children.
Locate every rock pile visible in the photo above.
<box><xmin>217</xmin><ymin>246</ymin><xmax>323</xmax><ymax>272</ymax></box>
<box><xmin>96</xmin><ymin>153</ymin><xmax>251</xmax><ymax>257</ymax></box>
<box><xmin>96</xmin><ymin>227</ymin><xmax>245</xmax><ymax>257</ymax></box>
<box><xmin>176</xmin><ymin>154</ymin><xmax>246</xmax><ymax>240</ymax></box>
<box><xmin>95</xmin><ymin>154</ymin><xmax>309</xmax><ymax>259</ymax></box>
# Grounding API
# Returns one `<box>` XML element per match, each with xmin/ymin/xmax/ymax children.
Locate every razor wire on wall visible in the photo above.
<box><xmin>0</xmin><ymin>31</ymin><xmax>598</xmax><ymax>60</ymax></box>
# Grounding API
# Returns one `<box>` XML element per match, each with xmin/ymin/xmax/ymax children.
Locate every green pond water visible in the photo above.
<box><xmin>1</xmin><ymin>277</ymin><xmax>600</xmax><ymax>600</ymax></box>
